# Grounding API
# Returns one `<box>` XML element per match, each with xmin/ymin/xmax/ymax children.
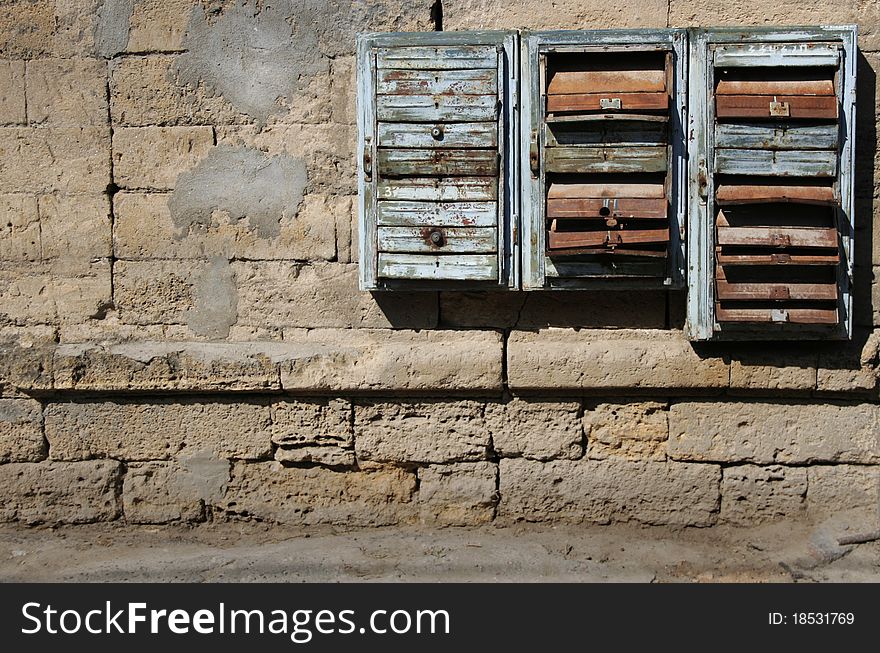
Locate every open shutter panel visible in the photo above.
<box><xmin>686</xmin><ymin>26</ymin><xmax>857</xmax><ymax>340</ymax></box>
<box><xmin>521</xmin><ymin>30</ymin><xmax>687</xmax><ymax>289</ymax></box>
<box><xmin>358</xmin><ymin>33</ymin><xmax>518</xmax><ymax>290</ymax></box>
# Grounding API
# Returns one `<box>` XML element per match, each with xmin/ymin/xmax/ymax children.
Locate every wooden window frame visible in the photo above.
<box><xmin>357</xmin><ymin>30</ymin><xmax>520</xmax><ymax>291</ymax></box>
<box><xmin>685</xmin><ymin>26</ymin><xmax>858</xmax><ymax>341</ymax></box>
<box><xmin>520</xmin><ymin>29</ymin><xmax>689</xmax><ymax>290</ymax></box>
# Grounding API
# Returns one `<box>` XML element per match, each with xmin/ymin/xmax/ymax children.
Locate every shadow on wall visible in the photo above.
<box><xmin>853</xmin><ymin>51</ymin><xmax>877</xmax><ymax>334</ymax></box>
<box><xmin>371</xmin><ymin>289</ymin><xmax>683</xmax><ymax>330</ymax></box>
<box><xmin>367</xmin><ymin>55</ymin><xmax>879</xmax><ymax>380</ymax></box>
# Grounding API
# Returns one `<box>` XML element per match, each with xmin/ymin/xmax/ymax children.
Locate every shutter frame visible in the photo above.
<box><xmin>520</xmin><ymin>29</ymin><xmax>689</xmax><ymax>290</ymax></box>
<box><xmin>357</xmin><ymin>31</ymin><xmax>520</xmax><ymax>291</ymax></box>
<box><xmin>685</xmin><ymin>25</ymin><xmax>857</xmax><ymax>341</ymax></box>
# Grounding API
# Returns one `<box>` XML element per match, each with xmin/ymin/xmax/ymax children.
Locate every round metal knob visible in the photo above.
<box><xmin>429</xmin><ymin>230</ymin><xmax>443</xmax><ymax>245</ymax></box>
<box><xmin>431</xmin><ymin>126</ymin><xmax>444</xmax><ymax>140</ymax></box>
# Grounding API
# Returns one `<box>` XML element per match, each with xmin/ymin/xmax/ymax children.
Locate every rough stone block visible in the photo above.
<box><xmin>26</xmin><ymin>58</ymin><xmax>108</xmax><ymax>126</ymax></box>
<box><xmin>816</xmin><ymin>333</ymin><xmax>880</xmax><ymax>395</ymax></box>
<box><xmin>0</xmin><ymin>1</ymin><xmax>56</xmax><ymax>58</ymax></box>
<box><xmin>113</xmin><ymin>259</ymin><xmax>200</xmax><ymax>326</ymax></box>
<box><xmin>114</xmin><ymin>191</ymin><xmax>339</xmax><ymax>261</ymax></box>
<box><xmin>216</xmin><ymin>461</ymin><xmax>417</xmax><ymax>526</ymax></box>
<box><xmin>279</xmin><ymin>329</ymin><xmax>503</xmax><ymax>394</ymax></box>
<box><xmin>0</xmin><ymin>398</ymin><xmax>44</xmax><ymax>463</ymax></box>
<box><xmin>114</xmin><ymin>259</ymin><xmax>239</xmax><ymax>339</ymax></box>
<box><xmin>484</xmin><ymin>398</ymin><xmax>583</xmax><ymax>461</ymax></box>
<box><xmin>0</xmin><ymin>194</ymin><xmax>40</xmax><ymax>261</ymax></box>
<box><xmin>272</xmin><ymin>398</ymin><xmax>351</xmax><ymax>447</ymax></box>
<box><xmin>857</xmin><ymin>0</ymin><xmax>880</xmax><ymax>51</ymax></box>
<box><xmin>0</xmin><ymin>61</ymin><xmax>25</xmax><ymax>125</ymax></box>
<box><xmin>50</xmin><ymin>329</ymin><xmax>502</xmax><ymax>394</ymax></box>
<box><xmin>0</xmin><ymin>326</ymin><xmax>55</xmax><ymax>391</ymax></box>
<box><xmin>126</xmin><ymin>0</ymin><xmax>193</xmax><ymax>53</ymax></box>
<box><xmin>443</xmin><ymin>0</ymin><xmax>669</xmax><ymax>29</ymax></box>
<box><xmin>440</xmin><ymin>291</ymin><xmax>666</xmax><ymax>329</ymax></box>
<box><xmin>123</xmin><ymin>461</ymin><xmax>212</xmax><ymax>524</ymax></box>
<box><xmin>355</xmin><ymin>400</ymin><xmax>490</xmax><ymax>464</ymax></box>
<box><xmin>418</xmin><ymin>462</ymin><xmax>498</xmax><ymax>526</ymax></box>
<box><xmin>331</xmin><ymin>56</ymin><xmax>356</xmax><ymax>125</ymax></box>
<box><xmin>215</xmin><ymin>123</ymin><xmax>357</xmax><ymax>196</ymax></box>
<box><xmin>669</xmin><ymin>401</ymin><xmax>880</xmax><ymax>464</ymax></box>
<box><xmin>52</xmin><ymin>341</ymin><xmax>282</xmax><ymax>392</ymax></box>
<box><xmin>109</xmin><ymin>55</ymin><xmax>249</xmax><ymax>126</ymax></box>
<box><xmin>273</xmin><ymin>398</ymin><xmax>353</xmax><ymax>466</ymax></box>
<box><xmin>0</xmin><ymin>460</ymin><xmax>122</xmax><ymax>524</ymax></box>
<box><xmin>729</xmin><ymin>348</ymin><xmax>818</xmax><ymax>394</ymax></box>
<box><xmin>38</xmin><ymin>194</ymin><xmax>112</xmax><ymax>260</ymax></box>
<box><xmin>806</xmin><ymin>465</ymin><xmax>880</xmax><ymax>515</ymax></box>
<box><xmin>44</xmin><ymin>399</ymin><xmax>272</xmax><ymax>461</ymax></box>
<box><xmin>498</xmin><ymin>458</ymin><xmax>720</xmax><ymax>526</ymax></box>
<box><xmin>0</xmin><ymin>260</ymin><xmax>112</xmax><ymax>326</ymax></box>
<box><xmin>275</xmin><ymin>446</ymin><xmax>355</xmax><ymax>467</ymax></box>
<box><xmin>585</xmin><ymin>401</ymin><xmax>668</xmax><ymax>461</ymax></box>
<box><xmin>112</xmin><ymin>126</ymin><xmax>214</xmax><ymax>190</ymax></box>
<box><xmin>234</xmin><ymin>262</ymin><xmax>437</xmax><ymax>329</ymax></box>
<box><xmin>807</xmin><ymin>465</ymin><xmax>880</xmax><ymax>516</ymax></box>
<box><xmin>334</xmin><ymin>195</ymin><xmax>355</xmax><ymax>264</ymax></box>
<box><xmin>507</xmin><ymin>329</ymin><xmax>729</xmax><ymax>392</ymax></box>
<box><xmin>669</xmin><ymin>0</ymin><xmax>857</xmax><ymax>31</ymax></box>
<box><xmin>720</xmin><ymin>465</ymin><xmax>807</xmax><ymax>525</ymax></box>
<box><xmin>318</xmin><ymin>1</ymin><xmax>435</xmax><ymax>56</ymax></box>
<box><xmin>0</xmin><ymin>127</ymin><xmax>111</xmax><ymax>193</ymax></box>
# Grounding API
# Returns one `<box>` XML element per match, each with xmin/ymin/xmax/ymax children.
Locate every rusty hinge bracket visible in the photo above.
<box><xmin>697</xmin><ymin>158</ymin><xmax>708</xmax><ymax>200</ymax></box>
<box><xmin>769</xmin><ymin>286</ymin><xmax>791</xmax><ymax>300</ymax></box>
<box><xmin>769</xmin><ymin>100</ymin><xmax>790</xmax><ymax>117</ymax></box>
<box><xmin>363</xmin><ymin>137</ymin><xmax>373</xmax><ymax>182</ymax></box>
<box><xmin>771</xmin><ymin>252</ymin><xmax>792</xmax><ymax>264</ymax></box>
<box><xmin>600</xmin><ymin>97</ymin><xmax>622</xmax><ymax>110</ymax></box>
<box><xmin>769</xmin><ymin>233</ymin><xmax>791</xmax><ymax>247</ymax></box>
<box><xmin>529</xmin><ymin>129</ymin><xmax>539</xmax><ymax>177</ymax></box>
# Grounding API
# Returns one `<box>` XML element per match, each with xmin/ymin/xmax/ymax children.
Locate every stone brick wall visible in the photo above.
<box><xmin>0</xmin><ymin>0</ymin><xmax>878</xmax><ymax>528</ymax></box>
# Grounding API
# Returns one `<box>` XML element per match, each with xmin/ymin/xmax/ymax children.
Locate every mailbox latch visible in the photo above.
<box><xmin>529</xmin><ymin>129</ymin><xmax>540</xmax><ymax>177</ymax></box>
<box><xmin>600</xmin><ymin>97</ymin><xmax>622</xmax><ymax>110</ymax></box>
<box><xmin>769</xmin><ymin>100</ymin><xmax>790</xmax><ymax>117</ymax></box>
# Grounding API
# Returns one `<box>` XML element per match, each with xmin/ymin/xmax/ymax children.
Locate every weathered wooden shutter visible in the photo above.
<box><xmin>520</xmin><ymin>29</ymin><xmax>688</xmax><ymax>289</ymax></box>
<box><xmin>686</xmin><ymin>26</ymin><xmax>857</xmax><ymax>340</ymax></box>
<box><xmin>357</xmin><ymin>32</ymin><xmax>518</xmax><ymax>290</ymax></box>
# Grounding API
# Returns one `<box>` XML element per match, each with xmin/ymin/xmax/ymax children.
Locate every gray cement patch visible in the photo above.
<box><xmin>177</xmin><ymin>451</ymin><xmax>231</xmax><ymax>503</ymax></box>
<box><xmin>168</xmin><ymin>144</ymin><xmax>308</xmax><ymax>241</ymax></box>
<box><xmin>187</xmin><ymin>257</ymin><xmax>238</xmax><ymax>339</ymax></box>
<box><xmin>95</xmin><ymin>0</ymin><xmax>134</xmax><ymax>58</ymax></box>
<box><xmin>175</xmin><ymin>0</ymin><xmax>331</xmax><ymax>123</ymax></box>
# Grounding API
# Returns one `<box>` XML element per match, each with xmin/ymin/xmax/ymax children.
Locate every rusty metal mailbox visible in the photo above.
<box><xmin>686</xmin><ymin>27</ymin><xmax>857</xmax><ymax>340</ymax></box>
<box><xmin>520</xmin><ymin>30</ymin><xmax>688</xmax><ymax>289</ymax></box>
<box><xmin>357</xmin><ymin>31</ymin><xmax>518</xmax><ymax>290</ymax></box>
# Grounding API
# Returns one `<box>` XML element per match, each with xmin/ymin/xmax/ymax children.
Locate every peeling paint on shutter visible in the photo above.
<box><xmin>357</xmin><ymin>32</ymin><xmax>518</xmax><ymax>290</ymax></box>
<box><xmin>520</xmin><ymin>30</ymin><xmax>688</xmax><ymax>289</ymax></box>
<box><xmin>685</xmin><ymin>26</ymin><xmax>857</xmax><ymax>341</ymax></box>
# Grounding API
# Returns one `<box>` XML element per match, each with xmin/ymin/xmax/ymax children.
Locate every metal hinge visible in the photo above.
<box><xmin>363</xmin><ymin>137</ymin><xmax>373</xmax><ymax>182</ymax></box>
<box><xmin>769</xmin><ymin>233</ymin><xmax>792</xmax><ymax>247</ymax></box>
<box><xmin>529</xmin><ymin>129</ymin><xmax>539</xmax><ymax>177</ymax></box>
<box><xmin>769</xmin><ymin>100</ymin><xmax>790</xmax><ymax>117</ymax></box>
<box><xmin>698</xmin><ymin>158</ymin><xmax>708</xmax><ymax>200</ymax></box>
<box><xmin>600</xmin><ymin>97</ymin><xmax>622</xmax><ymax>110</ymax></box>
